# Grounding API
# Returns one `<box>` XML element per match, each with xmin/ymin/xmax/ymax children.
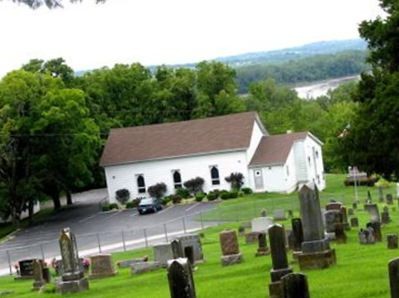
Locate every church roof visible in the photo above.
<box><xmin>100</xmin><ymin>112</ymin><xmax>264</xmax><ymax>167</ymax></box>
<box><xmin>249</xmin><ymin>132</ymin><xmax>310</xmax><ymax>167</ymax></box>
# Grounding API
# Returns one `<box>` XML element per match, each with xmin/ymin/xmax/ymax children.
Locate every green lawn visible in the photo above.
<box><xmin>201</xmin><ymin>174</ymin><xmax>396</xmax><ymax>222</ymax></box>
<box><xmin>0</xmin><ymin>174</ymin><xmax>397</xmax><ymax>297</ymax></box>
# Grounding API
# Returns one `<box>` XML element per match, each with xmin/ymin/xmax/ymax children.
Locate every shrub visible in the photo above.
<box><xmin>241</xmin><ymin>187</ymin><xmax>253</xmax><ymax>195</ymax></box>
<box><xmin>115</xmin><ymin>189</ymin><xmax>130</xmax><ymax>205</ymax></box>
<box><xmin>162</xmin><ymin>195</ymin><xmax>172</xmax><ymax>206</ymax></box>
<box><xmin>176</xmin><ymin>188</ymin><xmax>190</xmax><ymax>199</ymax></box>
<box><xmin>207</xmin><ymin>190</ymin><xmax>220</xmax><ymax>201</ymax></box>
<box><xmin>183</xmin><ymin>177</ymin><xmax>205</xmax><ymax>194</ymax></box>
<box><xmin>102</xmin><ymin>204</ymin><xmax>110</xmax><ymax>212</ymax></box>
<box><xmin>225</xmin><ymin>172</ymin><xmax>244</xmax><ymax>190</ymax></box>
<box><xmin>109</xmin><ymin>203</ymin><xmax>119</xmax><ymax>210</ymax></box>
<box><xmin>170</xmin><ymin>194</ymin><xmax>182</xmax><ymax>204</ymax></box>
<box><xmin>195</xmin><ymin>192</ymin><xmax>206</xmax><ymax>202</ymax></box>
<box><xmin>220</xmin><ymin>191</ymin><xmax>238</xmax><ymax>200</ymax></box>
<box><xmin>148</xmin><ymin>182</ymin><xmax>167</xmax><ymax>199</ymax></box>
<box><xmin>126</xmin><ymin>198</ymin><xmax>141</xmax><ymax>209</ymax></box>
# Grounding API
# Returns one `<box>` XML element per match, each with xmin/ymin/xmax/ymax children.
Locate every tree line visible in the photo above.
<box><xmin>235</xmin><ymin>50</ymin><xmax>368</xmax><ymax>93</ymax></box>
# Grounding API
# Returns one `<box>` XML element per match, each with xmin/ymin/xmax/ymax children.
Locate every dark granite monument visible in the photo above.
<box><xmin>296</xmin><ymin>184</ymin><xmax>336</xmax><ymax>270</ymax></box>
<box><xmin>167</xmin><ymin>258</ymin><xmax>196</xmax><ymax>298</ymax></box>
<box><xmin>268</xmin><ymin>224</ymin><xmax>293</xmax><ymax>298</ymax></box>
<box><xmin>281</xmin><ymin>273</ymin><xmax>310</xmax><ymax>298</ymax></box>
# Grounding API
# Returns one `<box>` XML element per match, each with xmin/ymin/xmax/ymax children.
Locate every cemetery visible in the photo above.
<box><xmin>0</xmin><ymin>175</ymin><xmax>399</xmax><ymax>297</ymax></box>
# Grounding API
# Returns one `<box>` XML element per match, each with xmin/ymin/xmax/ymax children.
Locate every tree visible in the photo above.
<box><xmin>225</xmin><ymin>172</ymin><xmax>244</xmax><ymax>190</ymax></box>
<box><xmin>147</xmin><ymin>183</ymin><xmax>167</xmax><ymax>200</ymax></box>
<box><xmin>0</xmin><ymin>70</ymin><xmax>100</xmax><ymax>223</ymax></box>
<box><xmin>9</xmin><ymin>0</ymin><xmax>105</xmax><ymax>9</ymax></box>
<box><xmin>183</xmin><ymin>177</ymin><xmax>204</xmax><ymax>195</ymax></box>
<box><xmin>339</xmin><ymin>0</ymin><xmax>399</xmax><ymax>178</ymax></box>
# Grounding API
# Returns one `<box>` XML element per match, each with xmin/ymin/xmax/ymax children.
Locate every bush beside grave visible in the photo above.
<box><xmin>170</xmin><ymin>194</ymin><xmax>182</xmax><ymax>204</ymax></box>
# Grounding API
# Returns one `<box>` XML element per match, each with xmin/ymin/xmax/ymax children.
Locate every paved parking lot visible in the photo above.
<box><xmin>0</xmin><ymin>189</ymin><xmax>218</xmax><ymax>275</ymax></box>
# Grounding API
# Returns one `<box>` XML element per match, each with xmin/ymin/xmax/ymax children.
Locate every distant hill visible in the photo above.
<box><xmin>215</xmin><ymin>39</ymin><xmax>367</xmax><ymax>67</ymax></box>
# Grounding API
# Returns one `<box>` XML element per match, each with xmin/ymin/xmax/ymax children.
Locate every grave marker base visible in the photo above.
<box><xmin>220</xmin><ymin>253</ymin><xmax>243</xmax><ymax>266</ymax></box>
<box><xmin>297</xmin><ymin>249</ymin><xmax>336</xmax><ymax>270</ymax></box>
<box><xmin>56</xmin><ymin>277</ymin><xmax>89</xmax><ymax>294</ymax></box>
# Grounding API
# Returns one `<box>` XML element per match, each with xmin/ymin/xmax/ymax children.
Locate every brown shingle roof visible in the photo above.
<box><xmin>100</xmin><ymin>112</ymin><xmax>262</xmax><ymax>167</ymax></box>
<box><xmin>249</xmin><ymin>132</ymin><xmax>309</xmax><ymax>167</ymax></box>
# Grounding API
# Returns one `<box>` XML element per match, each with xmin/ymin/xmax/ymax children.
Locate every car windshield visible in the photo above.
<box><xmin>139</xmin><ymin>198</ymin><xmax>153</xmax><ymax>205</ymax></box>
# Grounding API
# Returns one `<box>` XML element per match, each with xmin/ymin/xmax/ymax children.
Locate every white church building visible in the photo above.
<box><xmin>100</xmin><ymin>112</ymin><xmax>325</xmax><ymax>203</ymax></box>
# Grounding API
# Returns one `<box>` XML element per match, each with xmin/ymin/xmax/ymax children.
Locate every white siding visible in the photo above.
<box><xmin>249</xmin><ymin>166</ymin><xmax>287</xmax><ymax>193</ymax></box>
<box><xmin>293</xmin><ymin>140</ymin><xmax>308</xmax><ymax>183</ymax></box>
<box><xmin>246</xmin><ymin>120</ymin><xmax>265</xmax><ymax>164</ymax></box>
<box><xmin>104</xmin><ymin>151</ymin><xmax>249</xmax><ymax>203</ymax></box>
<box><xmin>284</xmin><ymin>147</ymin><xmax>298</xmax><ymax>192</ymax></box>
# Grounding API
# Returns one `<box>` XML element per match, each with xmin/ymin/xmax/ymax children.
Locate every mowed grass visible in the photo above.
<box><xmin>0</xmin><ymin>174</ymin><xmax>398</xmax><ymax>297</ymax></box>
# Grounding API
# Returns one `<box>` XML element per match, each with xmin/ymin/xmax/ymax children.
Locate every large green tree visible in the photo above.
<box><xmin>0</xmin><ymin>70</ymin><xmax>100</xmax><ymax>223</ymax></box>
<box><xmin>339</xmin><ymin>0</ymin><xmax>399</xmax><ymax>178</ymax></box>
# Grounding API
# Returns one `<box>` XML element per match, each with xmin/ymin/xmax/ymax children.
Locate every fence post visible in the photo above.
<box><xmin>200</xmin><ymin>212</ymin><xmax>204</xmax><ymax>230</ymax></box>
<box><xmin>96</xmin><ymin>233</ymin><xmax>102</xmax><ymax>253</ymax></box>
<box><xmin>143</xmin><ymin>228</ymin><xmax>148</xmax><ymax>248</ymax></box>
<box><xmin>40</xmin><ymin>244</ymin><xmax>45</xmax><ymax>260</ymax></box>
<box><xmin>6</xmin><ymin>250</ymin><xmax>12</xmax><ymax>275</ymax></box>
<box><xmin>182</xmin><ymin>217</ymin><xmax>187</xmax><ymax>234</ymax></box>
<box><xmin>121</xmin><ymin>231</ymin><xmax>126</xmax><ymax>252</ymax></box>
<box><xmin>163</xmin><ymin>224</ymin><xmax>168</xmax><ymax>242</ymax></box>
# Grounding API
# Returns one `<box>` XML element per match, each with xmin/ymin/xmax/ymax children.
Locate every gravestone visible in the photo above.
<box><xmin>288</xmin><ymin>210</ymin><xmax>293</xmax><ymax>218</ymax></box>
<box><xmin>268</xmin><ymin>224</ymin><xmax>293</xmax><ymax>298</ymax></box>
<box><xmin>379</xmin><ymin>187</ymin><xmax>384</xmax><ymax>203</ymax></box>
<box><xmin>340</xmin><ymin>206</ymin><xmax>351</xmax><ymax>230</ymax></box>
<box><xmin>255</xmin><ymin>232</ymin><xmax>270</xmax><ymax>257</ymax></box>
<box><xmin>348</xmin><ymin>208</ymin><xmax>354</xmax><ymax>216</ymax></box>
<box><xmin>251</xmin><ymin>217</ymin><xmax>274</xmax><ymax>233</ymax></box>
<box><xmin>389</xmin><ymin>258</ymin><xmax>399</xmax><ymax>298</ymax></box>
<box><xmin>382</xmin><ymin>210</ymin><xmax>391</xmax><ymax>224</ymax></box>
<box><xmin>89</xmin><ymin>254</ymin><xmax>117</xmax><ymax>279</ymax></box>
<box><xmin>42</xmin><ymin>267</ymin><xmax>51</xmax><ymax>283</ymax></box>
<box><xmin>325</xmin><ymin>202</ymin><xmax>343</xmax><ymax>211</ymax></box>
<box><xmin>260</xmin><ymin>209</ymin><xmax>267</xmax><ymax>217</ymax></box>
<box><xmin>274</xmin><ymin>209</ymin><xmax>286</xmax><ymax>220</ymax></box>
<box><xmin>219</xmin><ymin>230</ymin><xmax>242</xmax><ymax>266</ymax></box>
<box><xmin>358</xmin><ymin>228</ymin><xmax>375</xmax><ymax>244</ymax></box>
<box><xmin>296</xmin><ymin>184</ymin><xmax>336</xmax><ymax>270</ymax></box>
<box><xmin>388</xmin><ymin>234</ymin><xmax>399</xmax><ymax>249</ymax></box>
<box><xmin>350</xmin><ymin>217</ymin><xmax>359</xmax><ymax>228</ymax></box>
<box><xmin>167</xmin><ymin>258</ymin><xmax>196</xmax><ymax>298</ymax></box>
<box><xmin>282</xmin><ymin>273</ymin><xmax>310</xmax><ymax>298</ymax></box>
<box><xmin>171</xmin><ymin>240</ymin><xmax>184</xmax><ymax>259</ymax></box>
<box><xmin>387</xmin><ymin>194</ymin><xmax>394</xmax><ymax>205</ymax></box>
<box><xmin>324</xmin><ymin>210</ymin><xmax>342</xmax><ymax>233</ymax></box>
<box><xmin>352</xmin><ymin>202</ymin><xmax>357</xmax><ymax>210</ymax></box>
<box><xmin>16</xmin><ymin>259</ymin><xmax>36</xmax><ymax>279</ymax></box>
<box><xmin>364</xmin><ymin>203</ymin><xmax>380</xmax><ymax>223</ymax></box>
<box><xmin>291</xmin><ymin>218</ymin><xmax>304</xmax><ymax>252</ymax></box>
<box><xmin>56</xmin><ymin>228</ymin><xmax>89</xmax><ymax>294</ymax></box>
<box><xmin>131</xmin><ymin>261</ymin><xmax>162</xmax><ymax>275</ymax></box>
<box><xmin>367</xmin><ymin>222</ymin><xmax>382</xmax><ymax>242</ymax></box>
<box><xmin>245</xmin><ymin>231</ymin><xmax>261</xmax><ymax>244</ymax></box>
<box><xmin>153</xmin><ymin>243</ymin><xmax>173</xmax><ymax>267</ymax></box>
<box><xmin>334</xmin><ymin>223</ymin><xmax>347</xmax><ymax>244</ymax></box>
<box><xmin>32</xmin><ymin>259</ymin><xmax>45</xmax><ymax>291</ymax></box>
<box><xmin>176</xmin><ymin>234</ymin><xmax>204</xmax><ymax>264</ymax></box>
<box><xmin>116</xmin><ymin>256</ymin><xmax>148</xmax><ymax>268</ymax></box>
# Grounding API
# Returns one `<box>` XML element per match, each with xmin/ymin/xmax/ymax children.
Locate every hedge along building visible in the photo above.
<box><xmin>100</xmin><ymin>112</ymin><xmax>325</xmax><ymax>203</ymax></box>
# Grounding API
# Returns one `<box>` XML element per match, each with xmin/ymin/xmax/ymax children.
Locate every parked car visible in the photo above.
<box><xmin>137</xmin><ymin>198</ymin><xmax>163</xmax><ymax>215</ymax></box>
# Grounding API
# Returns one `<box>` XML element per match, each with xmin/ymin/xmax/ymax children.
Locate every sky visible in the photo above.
<box><xmin>0</xmin><ymin>0</ymin><xmax>384</xmax><ymax>77</ymax></box>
